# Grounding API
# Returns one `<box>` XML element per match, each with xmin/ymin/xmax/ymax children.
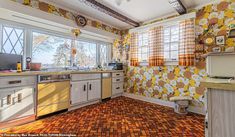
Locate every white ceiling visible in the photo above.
<box><xmin>45</xmin><ymin>0</ymin><xmax>216</xmax><ymax>30</ymax></box>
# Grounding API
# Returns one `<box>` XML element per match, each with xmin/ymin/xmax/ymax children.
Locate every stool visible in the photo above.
<box><xmin>170</xmin><ymin>96</ymin><xmax>192</xmax><ymax>114</ymax></box>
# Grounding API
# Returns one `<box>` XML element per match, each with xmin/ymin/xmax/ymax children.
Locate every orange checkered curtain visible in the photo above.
<box><xmin>148</xmin><ymin>26</ymin><xmax>164</xmax><ymax>66</ymax></box>
<box><xmin>179</xmin><ymin>19</ymin><xmax>195</xmax><ymax>66</ymax></box>
<box><xmin>130</xmin><ymin>32</ymin><xmax>139</xmax><ymax>66</ymax></box>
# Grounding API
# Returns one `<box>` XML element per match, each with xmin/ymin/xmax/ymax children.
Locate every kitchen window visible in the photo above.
<box><xmin>32</xmin><ymin>32</ymin><xmax>72</xmax><ymax>68</ymax></box>
<box><xmin>99</xmin><ymin>44</ymin><xmax>109</xmax><ymax>67</ymax></box>
<box><xmin>1</xmin><ymin>25</ymin><xmax>25</xmax><ymax>55</ymax></box>
<box><xmin>164</xmin><ymin>25</ymin><xmax>179</xmax><ymax>61</ymax></box>
<box><xmin>138</xmin><ymin>32</ymin><xmax>149</xmax><ymax>62</ymax></box>
<box><xmin>74</xmin><ymin>41</ymin><xmax>97</xmax><ymax>69</ymax></box>
<box><xmin>0</xmin><ymin>20</ymin><xmax>111</xmax><ymax>70</ymax></box>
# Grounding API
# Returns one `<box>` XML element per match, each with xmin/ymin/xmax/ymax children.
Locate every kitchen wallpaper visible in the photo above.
<box><xmin>10</xmin><ymin>0</ymin><xmax>122</xmax><ymax>35</ymax></box>
<box><xmin>124</xmin><ymin>0</ymin><xmax>235</xmax><ymax>108</ymax></box>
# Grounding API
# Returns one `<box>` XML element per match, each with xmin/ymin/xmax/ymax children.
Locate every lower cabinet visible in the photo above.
<box><xmin>88</xmin><ymin>80</ymin><xmax>101</xmax><ymax>101</ymax></box>
<box><xmin>71</xmin><ymin>74</ymin><xmax>101</xmax><ymax>106</ymax></box>
<box><xmin>0</xmin><ymin>87</ymin><xmax>35</xmax><ymax>122</ymax></box>
<box><xmin>71</xmin><ymin>81</ymin><xmax>88</xmax><ymax>104</ymax></box>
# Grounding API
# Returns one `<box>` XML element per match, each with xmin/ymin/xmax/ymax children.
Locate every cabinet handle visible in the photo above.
<box><xmin>9</xmin><ymin>80</ymin><xmax>21</xmax><ymax>84</ymax></box>
<box><xmin>116</xmin><ymin>87</ymin><xmax>120</xmax><ymax>90</ymax></box>
<box><xmin>116</xmin><ymin>74</ymin><xmax>120</xmax><ymax>76</ymax></box>
<box><xmin>83</xmin><ymin>85</ymin><xmax>86</xmax><ymax>91</ymax></box>
<box><xmin>7</xmin><ymin>95</ymin><xmax>11</xmax><ymax>105</ymax></box>
<box><xmin>89</xmin><ymin>84</ymin><xmax>92</xmax><ymax>90</ymax></box>
<box><xmin>116</xmin><ymin>79</ymin><xmax>120</xmax><ymax>81</ymax></box>
<box><xmin>18</xmin><ymin>93</ymin><xmax>22</xmax><ymax>103</ymax></box>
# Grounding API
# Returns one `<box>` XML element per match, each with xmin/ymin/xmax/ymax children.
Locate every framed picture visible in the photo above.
<box><xmin>216</xmin><ymin>35</ymin><xmax>225</xmax><ymax>45</ymax></box>
<box><xmin>212</xmin><ymin>47</ymin><xmax>221</xmax><ymax>53</ymax></box>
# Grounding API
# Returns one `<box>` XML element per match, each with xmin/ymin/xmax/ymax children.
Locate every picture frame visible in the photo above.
<box><xmin>216</xmin><ymin>35</ymin><xmax>225</xmax><ymax>45</ymax></box>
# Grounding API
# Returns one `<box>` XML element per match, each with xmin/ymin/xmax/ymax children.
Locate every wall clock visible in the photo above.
<box><xmin>75</xmin><ymin>15</ymin><xmax>87</xmax><ymax>27</ymax></box>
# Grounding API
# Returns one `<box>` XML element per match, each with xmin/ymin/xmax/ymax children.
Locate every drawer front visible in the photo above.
<box><xmin>112</xmin><ymin>83</ymin><xmax>124</xmax><ymax>95</ymax></box>
<box><xmin>0</xmin><ymin>76</ymin><xmax>36</xmax><ymax>88</ymax></box>
<box><xmin>37</xmin><ymin>102</ymin><xmax>69</xmax><ymax>117</ymax></box>
<box><xmin>112</xmin><ymin>77</ymin><xmax>124</xmax><ymax>83</ymax></box>
<box><xmin>71</xmin><ymin>74</ymin><xmax>101</xmax><ymax>81</ymax></box>
<box><xmin>112</xmin><ymin>72</ymin><xmax>124</xmax><ymax>78</ymax></box>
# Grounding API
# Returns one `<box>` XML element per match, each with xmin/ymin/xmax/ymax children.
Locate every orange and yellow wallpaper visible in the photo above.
<box><xmin>125</xmin><ymin>1</ymin><xmax>235</xmax><ymax>108</ymax></box>
<box><xmin>10</xmin><ymin>0</ymin><xmax>122</xmax><ymax>35</ymax></box>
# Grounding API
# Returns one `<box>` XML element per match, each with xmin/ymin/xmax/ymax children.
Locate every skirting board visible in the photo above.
<box><xmin>123</xmin><ymin>93</ymin><xmax>206</xmax><ymax>115</ymax></box>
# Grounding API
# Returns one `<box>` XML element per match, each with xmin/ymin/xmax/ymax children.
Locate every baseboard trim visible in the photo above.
<box><xmin>123</xmin><ymin>93</ymin><xmax>205</xmax><ymax>115</ymax></box>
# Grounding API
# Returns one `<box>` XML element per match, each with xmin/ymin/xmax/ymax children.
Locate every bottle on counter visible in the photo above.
<box><xmin>17</xmin><ymin>62</ymin><xmax>22</xmax><ymax>73</ymax></box>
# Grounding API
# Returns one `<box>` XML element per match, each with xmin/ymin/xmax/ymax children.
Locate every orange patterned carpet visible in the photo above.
<box><xmin>0</xmin><ymin>97</ymin><xmax>205</xmax><ymax>137</ymax></box>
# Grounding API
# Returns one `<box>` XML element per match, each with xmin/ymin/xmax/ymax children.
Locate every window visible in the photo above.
<box><xmin>138</xmin><ymin>32</ymin><xmax>149</xmax><ymax>62</ymax></box>
<box><xmin>1</xmin><ymin>26</ymin><xmax>24</xmax><ymax>55</ymax></box>
<box><xmin>99</xmin><ymin>44</ymin><xmax>109</xmax><ymax>67</ymax></box>
<box><xmin>0</xmin><ymin>21</ymin><xmax>111</xmax><ymax>70</ymax></box>
<box><xmin>32</xmin><ymin>32</ymin><xmax>72</xmax><ymax>68</ymax></box>
<box><xmin>164</xmin><ymin>25</ymin><xmax>179</xmax><ymax>61</ymax></box>
<box><xmin>74</xmin><ymin>41</ymin><xmax>97</xmax><ymax>69</ymax></box>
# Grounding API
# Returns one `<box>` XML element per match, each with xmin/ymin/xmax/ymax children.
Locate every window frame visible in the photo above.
<box><xmin>163</xmin><ymin>24</ymin><xmax>180</xmax><ymax>63</ymax></box>
<box><xmin>0</xmin><ymin>19</ymin><xmax>112</xmax><ymax>69</ymax></box>
<box><xmin>31</xmin><ymin>31</ymin><xmax>73</xmax><ymax>69</ymax></box>
<box><xmin>138</xmin><ymin>32</ymin><xmax>149</xmax><ymax>63</ymax></box>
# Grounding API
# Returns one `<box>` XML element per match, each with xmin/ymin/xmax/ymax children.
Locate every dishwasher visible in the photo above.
<box><xmin>102</xmin><ymin>73</ymin><xmax>112</xmax><ymax>100</ymax></box>
<box><xmin>37</xmin><ymin>74</ymin><xmax>70</xmax><ymax>117</ymax></box>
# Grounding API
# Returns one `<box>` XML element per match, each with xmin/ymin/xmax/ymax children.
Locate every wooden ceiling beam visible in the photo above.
<box><xmin>168</xmin><ymin>0</ymin><xmax>186</xmax><ymax>15</ymax></box>
<box><xmin>80</xmin><ymin>0</ymin><xmax>140</xmax><ymax>27</ymax></box>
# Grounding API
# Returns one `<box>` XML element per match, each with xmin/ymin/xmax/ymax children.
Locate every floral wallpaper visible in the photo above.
<box><xmin>126</xmin><ymin>66</ymin><xmax>207</xmax><ymax>106</ymax></box>
<box><xmin>125</xmin><ymin>1</ymin><xmax>235</xmax><ymax>108</ymax></box>
<box><xmin>10</xmin><ymin>0</ymin><xmax>122</xmax><ymax>35</ymax></box>
<box><xmin>196</xmin><ymin>0</ymin><xmax>235</xmax><ymax>51</ymax></box>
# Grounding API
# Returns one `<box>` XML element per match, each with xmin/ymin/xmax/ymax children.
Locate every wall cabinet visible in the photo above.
<box><xmin>71</xmin><ymin>74</ymin><xmax>101</xmax><ymax>106</ymax></box>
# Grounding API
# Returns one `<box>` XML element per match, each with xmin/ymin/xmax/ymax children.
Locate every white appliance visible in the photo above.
<box><xmin>206</xmin><ymin>53</ymin><xmax>235</xmax><ymax>78</ymax></box>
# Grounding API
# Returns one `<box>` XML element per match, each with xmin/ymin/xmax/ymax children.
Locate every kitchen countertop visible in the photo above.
<box><xmin>0</xmin><ymin>70</ymin><xmax>125</xmax><ymax>76</ymax></box>
<box><xmin>201</xmin><ymin>78</ymin><xmax>235</xmax><ymax>91</ymax></box>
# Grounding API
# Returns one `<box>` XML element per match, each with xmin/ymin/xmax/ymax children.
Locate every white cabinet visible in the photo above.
<box><xmin>0</xmin><ymin>87</ymin><xmax>35</xmax><ymax>122</ymax></box>
<box><xmin>112</xmin><ymin>72</ymin><xmax>124</xmax><ymax>96</ymax></box>
<box><xmin>71</xmin><ymin>81</ymin><xmax>88</xmax><ymax>105</ymax></box>
<box><xmin>88</xmin><ymin>80</ymin><xmax>101</xmax><ymax>101</ymax></box>
<box><xmin>71</xmin><ymin>74</ymin><xmax>101</xmax><ymax>107</ymax></box>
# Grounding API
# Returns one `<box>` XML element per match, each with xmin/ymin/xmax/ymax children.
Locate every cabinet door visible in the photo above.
<box><xmin>0</xmin><ymin>87</ymin><xmax>35</xmax><ymax>122</ymax></box>
<box><xmin>13</xmin><ymin>88</ymin><xmax>35</xmax><ymax>119</ymax></box>
<box><xmin>71</xmin><ymin>81</ymin><xmax>88</xmax><ymax>105</ymax></box>
<box><xmin>88</xmin><ymin>80</ymin><xmax>101</xmax><ymax>101</ymax></box>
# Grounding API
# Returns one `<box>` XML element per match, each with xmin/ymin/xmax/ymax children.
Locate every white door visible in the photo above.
<box><xmin>71</xmin><ymin>81</ymin><xmax>88</xmax><ymax>105</ymax></box>
<box><xmin>13</xmin><ymin>88</ymin><xmax>35</xmax><ymax>119</ymax></box>
<box><xmin>0</xmin><ymin>87</ymin><xmax>34</xmax><ymax>122</ymax></box>
<box><xmin>88</xmin><ymin>80</ymin><xmax>101</xmax><ymax>101</ymax></box>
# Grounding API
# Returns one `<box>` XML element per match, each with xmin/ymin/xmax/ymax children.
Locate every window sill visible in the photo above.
<box><xmin>139</xmin><ymin>62</ymin><xmax>149</xmax><ymax>66</ymax></box>
<box><xmin>135</xmin><ymin>61</ymin><xmax>178</xmax><ymax>67</ymax></box>
<box><xmin>164</xmin><ymin>61</ymin><xmax>179</xmax><ymax>66</ymax></box>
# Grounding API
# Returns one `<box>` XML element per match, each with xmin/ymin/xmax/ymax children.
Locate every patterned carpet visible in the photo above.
<box><xmin>0</xmin><ymin>97</ymin><xmax>205</xmax><ymax>137</ymax></box>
